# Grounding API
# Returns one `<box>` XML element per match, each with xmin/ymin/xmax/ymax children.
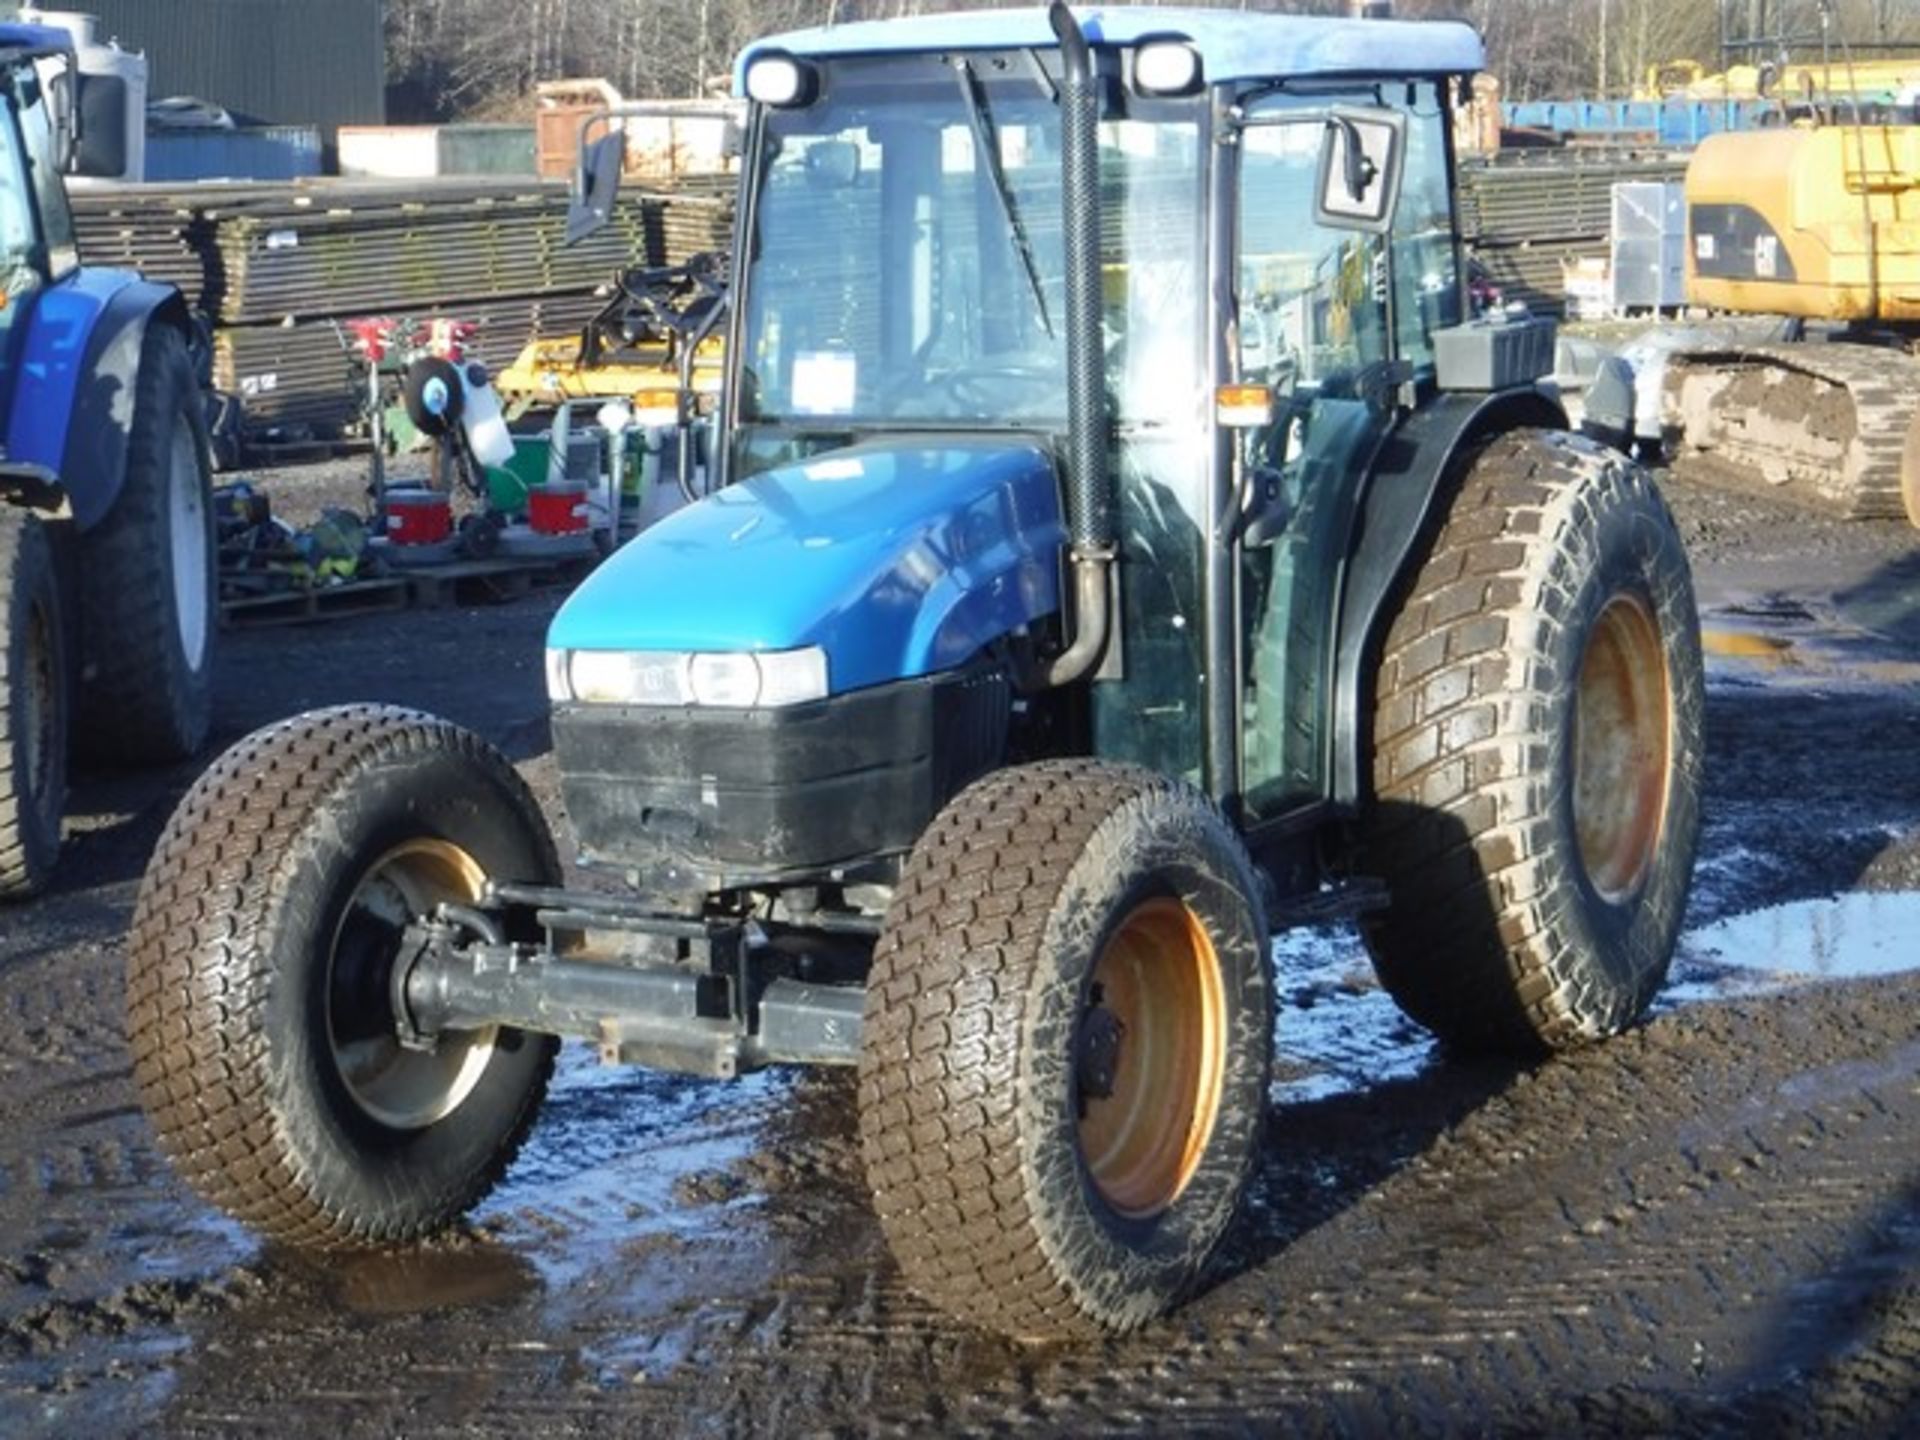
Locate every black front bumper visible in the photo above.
<box><xmin>552</xmin><ymin>667</ymin><xmax>1009</xmax><ymax>890</ymax></box>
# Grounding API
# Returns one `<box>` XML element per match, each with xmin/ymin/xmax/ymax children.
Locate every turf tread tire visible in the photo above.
<box><xmin>858</xmin><ymin>760</ymin><xmax>1271</xmax><ymax>1341</ymax></box>
<box><xmin>1357</xmin><ymin>429</ymin><xmax>1703</xmax><ymax>1054</ymax></box>
<box><xmin>126</xmin><ymin>704</ymin><xmax>558</xmax><ymax>1249</ymax></box>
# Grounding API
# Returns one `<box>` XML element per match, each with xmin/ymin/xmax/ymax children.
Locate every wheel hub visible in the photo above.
<box><xmin>1074</xmin><ymin>897</ymin><xmax>1227</xmax><ymax>1221</ymax></box>
<box><xmin>1573</xmin><ymin>592</ymin><xmax>1673</xmax><ymax>904</ymax></box>
<box><xmin>325</xmin><ymin>839</ymin><xmax>497</xmax><ymax>1130</ymax></box>
<box><xmin>1075</xmin><ymin>996</ymin><xmax>1124</xmax><ymax>1104</ymax></box>
<box><xmin>168</xmin><ymin>427</ymin><xmax>209</xmax><ymax>673</ymax></box>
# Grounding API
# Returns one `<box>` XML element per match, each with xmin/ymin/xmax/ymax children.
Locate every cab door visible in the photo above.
<box><xmin>1231</xmin><ymin>83</ymin><xmax>1463</xmax><ymax>823</ymax></box>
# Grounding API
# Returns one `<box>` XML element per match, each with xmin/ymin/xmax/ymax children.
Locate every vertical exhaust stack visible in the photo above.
<box><xmin>1348</xmin><ymin>0</ymin><xmax>1395</xmax><ymax>16</ymax></box>
<box><xmin>1040</xmin><ymin>0</ymin><xmax>1113</xmax><ymax>688</ymax></box>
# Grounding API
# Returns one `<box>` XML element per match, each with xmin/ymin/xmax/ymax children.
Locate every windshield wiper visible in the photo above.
<box><xmin>952</xmin><ymin>58</ymin><xmax>1054</xmax><ymax>340</ymax></box>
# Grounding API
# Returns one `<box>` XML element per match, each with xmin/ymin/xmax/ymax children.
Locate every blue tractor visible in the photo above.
<box><xmin>0</xmin><ymin>23</ymin><xmax>216</xmax><ymax>899</ymax></box>
<box><xmin>127</xmin><ymin>7</ymin><xmax>1703</xmax><ymax>1341</ymax></box>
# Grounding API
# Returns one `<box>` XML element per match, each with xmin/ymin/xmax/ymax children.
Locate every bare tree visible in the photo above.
<box><xmin>387</xmin><ymin>0</ymin><xmax>1912</xmax><ymax>120</ymax></box>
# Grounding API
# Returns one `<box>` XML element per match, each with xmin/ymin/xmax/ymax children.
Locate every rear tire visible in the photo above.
<box><xmin>127</xmin><ymin>705</ymin><xmax>558</xmax><ymax>1248</ymax></box>
<box><xmin>0</xmin><ymin>511</ymin><xmax>67</xmax><ymax>901</ymax></box>
<box><xmin>1357</xmin><ymin>430</ymin><xmax>1703</xmax><ymax>1054</ymax></box>
<box><xmin>74</xmin><ymin>322</ymin><xmax>217</xmax><ymax>766</ymax></box>
<box><xmin>859</xmin><ymin>760</ymin><xmax>1271</xmax><ymax>1341</ymax></box>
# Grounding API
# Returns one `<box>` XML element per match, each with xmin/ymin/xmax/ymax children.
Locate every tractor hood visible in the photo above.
<box><xmin>548</xmin><ymin>438</ymin><xmax>1066</xmax><ymax>695</ymax></box>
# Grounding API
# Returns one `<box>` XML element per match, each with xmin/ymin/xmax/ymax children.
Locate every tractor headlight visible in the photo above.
<box><xmin>547</xmin><ymin>646</ymin><xmax>828</xmax><ymax>709</ymax></box>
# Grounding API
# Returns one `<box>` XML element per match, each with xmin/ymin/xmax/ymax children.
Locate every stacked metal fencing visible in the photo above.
<box><xmin>1458</xmin><ymin>152</ymin><xmax>1690</xmax><ymax>315</ymax></box>
<box><xmin>72</xmin><ymin>177</ymin><xmax>736</xmax><ymax>441</ymax></box>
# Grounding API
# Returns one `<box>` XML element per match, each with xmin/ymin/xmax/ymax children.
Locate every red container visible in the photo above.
<box><xmin>528</xmin><ymin>482</ymin><xmax>591</xmax><ymax>536</ymax></box>
<box><xmin>387</xmin><ymin>491</ymin><xmax>452</xmax><ymax>546</ymax></box>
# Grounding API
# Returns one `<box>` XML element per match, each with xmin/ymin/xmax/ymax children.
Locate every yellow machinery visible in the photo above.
<box><xmin>1638</xmin><ymin>55</ymin><xmax>1920</xmax><ymax>101</ymax></box>
<box><xmin>1666</xmin><ymin>117</ymin><xmax>1920</xmax><ymax>524</ymax></box>
<box><xmin>495</xmin><ymin>330</ymin><xmax>724</xmax><ymax>416</ymax></box>
<box><xmin>493</xmin><ymin>254</ymin><xmax>728</xmax><ymax>478</ymax></box>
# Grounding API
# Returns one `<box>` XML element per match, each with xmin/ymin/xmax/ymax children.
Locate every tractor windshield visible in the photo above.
<box><xmin>736</xmin><ymin>53</ymin><xmax>1202</xmax><ymax>441</ymax></box>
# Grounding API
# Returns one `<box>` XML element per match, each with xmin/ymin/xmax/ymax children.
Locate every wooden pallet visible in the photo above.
<box><xmin>220</xmin><ymin>576</ymin><xmax>411</xmax><ymax>629</ymax></box>
<box><xmin>219</xmin><ymin>550</ymin><xmax>599</xmax><ymax>629</ymax></box>
<box><xmin>402</xmin><ymin>551</ymin><xmax>600</xmax><ymax>608</ymax></box>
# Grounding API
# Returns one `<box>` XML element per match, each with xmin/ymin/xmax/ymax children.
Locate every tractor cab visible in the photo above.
<box><xmin>549</xmin><ymin>6</ymin><xmax>1488</xmax><ymax>888</ymax></box>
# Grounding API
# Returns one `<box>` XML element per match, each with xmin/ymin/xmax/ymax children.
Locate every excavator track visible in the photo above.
<box><xmin>1662</xmin><ymin>342</ymin><xmax>1920</xmax><ymax>523</ymax></box>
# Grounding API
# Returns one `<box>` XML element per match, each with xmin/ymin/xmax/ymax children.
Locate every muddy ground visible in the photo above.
<box><xmin>2</xmin><ymin>462</ymin><xmax>1918</xmax><ymax>1438</ymax></box>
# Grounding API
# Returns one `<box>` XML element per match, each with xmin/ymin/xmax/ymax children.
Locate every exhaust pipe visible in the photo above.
<box><xmin>1039</xmin><ymin>0</ymin><xmax>1113</xmax><ymax>688</ymax></box>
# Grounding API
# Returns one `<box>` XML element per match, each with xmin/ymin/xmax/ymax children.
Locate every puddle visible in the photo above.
<box><xmin>1677</xmin><ymin>892</ymin><xmax>1920</xmax><ymax>987</ymax></box>
<box><xmin>324</xmin><ymin>1242</ymin><xmax>538</xmax><ymax>1317</ymax></box>
<box><xmin>1270</xmin><ymin>924</ymin><xmax>1438</xmax><ymax>1106</ymax></box>
<box><xmin>477</xmin><ymin>1047</ymin><xmax>787</xmax><ymax>1287</ymax></box>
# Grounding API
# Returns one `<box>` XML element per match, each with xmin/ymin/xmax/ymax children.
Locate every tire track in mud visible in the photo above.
<box><xmin>896</xmin><ymin>980</ymin><xmax>1920</xmax><ymax>1438</ymax></box>
<box><xmin>131</xmin><ymin>976</ymin><xmax>1920</xmax><ymax>1439</ymax></box>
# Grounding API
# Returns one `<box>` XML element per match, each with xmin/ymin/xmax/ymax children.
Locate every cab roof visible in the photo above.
<box><xmin>735</xmin><ymin>5</ymin><xmax>1484</xmax><ymax>93</ymax></box>
<box><xmin>0</xmin><ymin>23</ymin><xmax>75</xmax><ymax>57</ymax></box>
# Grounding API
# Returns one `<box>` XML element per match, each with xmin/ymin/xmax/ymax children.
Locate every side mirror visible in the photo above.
<box><xmin>566</xmin><ymin>128</ymin><xmax>626</xmax><ymax>246</ymax></box>
<box><xmin>72</xmin><ymin>73</ymin><xmax>130</xmax><ymax>179</ymax></box>
<box><xmin>1313</xmin><ymin>105</ymin><xmax>1407</xmax><ymax>234</ymax></box>
<box><xmin>803</xmin><ymin>139</ymin><xmax>860</xmax><ymax>189</ymax></box>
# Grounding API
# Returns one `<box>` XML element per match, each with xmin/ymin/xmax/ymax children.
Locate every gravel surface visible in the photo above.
<box><xmin>1</xmin><ymin>460</ymin><xmax>1917</xmax><ymax>1437</ymax></box>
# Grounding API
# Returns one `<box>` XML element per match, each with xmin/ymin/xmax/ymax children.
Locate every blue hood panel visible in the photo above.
<box><xmin>548</xmin><ymin>439</ymin><xmax>1067</xmax><ymax>694</ymax></box>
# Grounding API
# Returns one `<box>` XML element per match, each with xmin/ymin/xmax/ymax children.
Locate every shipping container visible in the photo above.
<box><xmin>147</xmin><ymin>126</ymin><xmax>323</xmax><ymax>182</ymax></box>
<box><xmin>337</xmin><ymin>127</ymin><xmax>442</xmax><ymax>181</ymax></box>
<box><xmin>339</xmin><ymin>125</ymin><xmax>538</xmax><ymax>180</ymax></box>
<box><xmin>437</xmin><ymin>124</ymin><xmax>537</xmax><ymax>178</ymax></box>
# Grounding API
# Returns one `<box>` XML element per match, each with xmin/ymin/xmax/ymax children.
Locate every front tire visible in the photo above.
<box><xmin>74</xmin><ymin>322</ymin><xmax>217</xmax><ymax>766</ymax></box>
<box><xmin>0</xmin><ymin>510</ymin><xmax>68</xmax><ymax>901</ymax></box>
<box><xmin>127</xmin><ymin>705</ymin><xmax>558</xmax><ymax>1248</ymax></box>
<box><xmin>859</xmin><ymin>761</ymin><xmax>1272</xmax><ymax>1341</ymax></box>
<box><xmin>1357</xmin><ymin>430</ymin><xmax>1703</xmax><ymax>1054</ymax></box>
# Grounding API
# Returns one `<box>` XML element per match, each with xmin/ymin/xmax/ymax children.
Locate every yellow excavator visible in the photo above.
<box><xmin>1664</xmin><ymin>76</ymin><xmax>1920</xmax><ymax>524</ymax></box>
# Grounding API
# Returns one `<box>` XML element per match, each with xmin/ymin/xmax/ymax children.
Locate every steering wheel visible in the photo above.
<box><xmin>903</xmin><ymin>361</ymin><xmax>1062</xmax><ymax>418</ymax></box>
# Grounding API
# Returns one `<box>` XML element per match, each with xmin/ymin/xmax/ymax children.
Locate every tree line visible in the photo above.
<box><xmin>384</xmin><ymin>0</ymin><xmax>1920</xmax><ymax>120</ymax></box>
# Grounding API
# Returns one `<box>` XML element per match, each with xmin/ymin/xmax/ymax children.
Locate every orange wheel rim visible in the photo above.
<box><xmin>1075</xmin><ymin>898</ymin><xmax>1227</xmax><ymax>1220</ymax></box>
<box><xmin>1574</xmin><ymin>593</ymin><xmax>1673</xmax><ymax>903</ymax></box>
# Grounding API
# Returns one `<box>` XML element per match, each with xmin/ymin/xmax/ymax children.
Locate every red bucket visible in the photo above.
<box><xmin>387</xmin><ymin>491</ymin><xmax>451</xmax><ymax>546</ymax></box>
<box><xmin>528</xmin><ymin>482</ymin><xmax>591</xmax><ymax>536</ymax></box>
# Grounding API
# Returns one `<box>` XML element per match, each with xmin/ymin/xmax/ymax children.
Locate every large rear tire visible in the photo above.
<box><xmin>127</xmin><ymin>705</ymin><xmax>558</xmax><ymax>1248</ymax></box>
<box><xmin>0</xmin><ymin>510</ymin><xmax>67</xmax><ymax>901</ymax></box>
<box><xmin>74</xmin><ymin>322</ymin><xmax>217</xmax><ymax>766</ymax></box>
<box><xmin>1357</xmin><ymin>430</ymin><xmax>1703</xmax><ymax>1054</ymax></box>
<box><xmin>859</xmin><ymin>760</ymin><xmax>1272</xmax><ymax>1341</ymax></box>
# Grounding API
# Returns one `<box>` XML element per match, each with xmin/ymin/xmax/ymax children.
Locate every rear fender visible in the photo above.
<box><xmin>5</xmin><ymin>271</ymin><xmax>192</xmax><ymax>532</ymax></box>
<box><xmin>1329</xmin><ymin>387</ymin><xmax>1570</xmax><ymax>810</ymax></box>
